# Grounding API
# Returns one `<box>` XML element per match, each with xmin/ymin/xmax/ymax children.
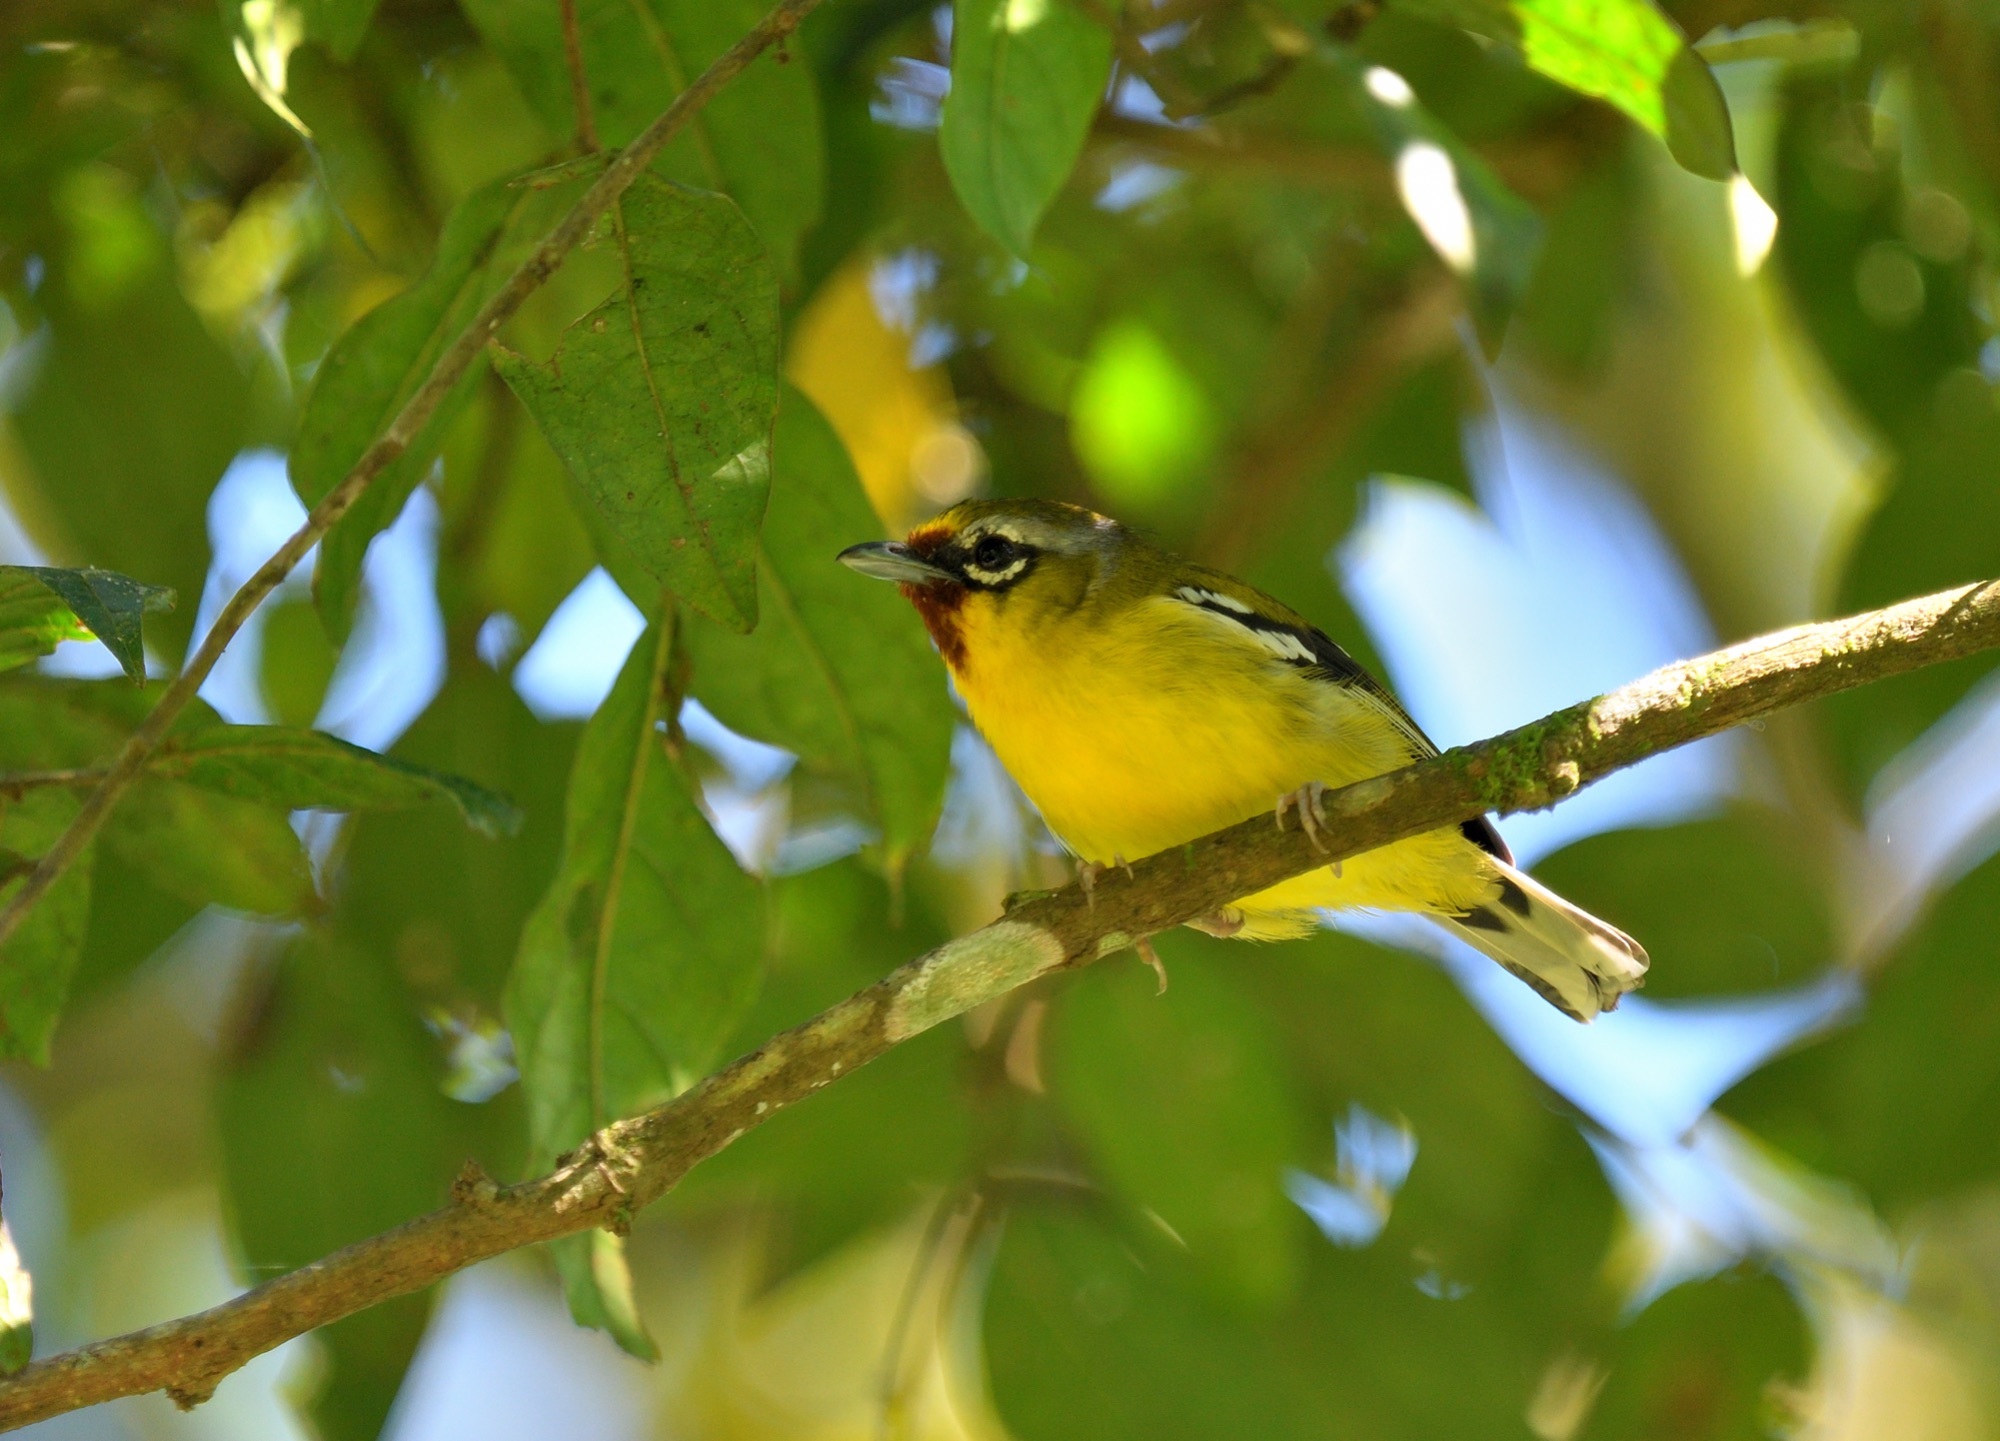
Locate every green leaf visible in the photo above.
<box><xmin>939</xmin><ymin>0</ymin><xmax>1114</xmax><ymax>257</ymax></box>
<box><xmin>459</xmin><ymin>0</ymin><xmax>824</xmax><ymax>276</ymax></box>
<box><xmin>0</xmin><ymin>791</ymin><xmax>94</xmax><ymax>1064</ymax></box>
<box><xmin>301</xmin><ymin>0</ymin><xmax>385</xmax><ymax>61</ymax></box>
<box><xmin>1323</xmin><ymin>46</ymin><xmax>1543</xmax><ymax>351</ymax></box>
<box><xmin>0</xmin><ymin>565</ymin><xmax>173</xmax><ymax>682</ymax></box>
<box><xmin>1047</xmin><ymin>941</ymin><xmax>1313</xmax><ymax>1310</ymax></box>
<box><xmin>291</xmin><ymin>178</ymin><xmax>541</xmax><ymax>642</ymax></box>
<box><xmin>505</xmin><ymin>619</ymin><xmax>765</xmax><ymax>1351</ymax></box>
<box><xmin>147</xmin><ymin>725</ymin><xmax>523</xmax><ymax>837</ymax></box>
<box><xmin>0</xmin><ymin>1222</ymin><xmax>30</xmax><ymax>1375</ymax></box>
<box><xmin>105</xmin><ymin>780</ymin><xmax>318</xmax><ymax>917</ymax></box>
<box><xmin>1725</xmin><ymin>852</ymin><xmax>2000</xmax><ymax>1217</ymax></box>
<box><xmin>494</xmin><ymin>176</ymin><xmax>780</xmax><ymax>633</ymax></box>
<box><xmin>218</xmin><ymin>932</ymin><xmax>465</xmax><ymax>1440</ymax></box>
<box><xmin>1529</xmin><ymin>810</ymin><xmax>1833</xmax><ymax>999</ymax></box>
<box><xmin>1390</xmin><ymin>0</ymin><xmax>1736</xmax><ymax>178</ymax></box>
<box><xmin>10</xmin><ymin>259</ymin><xmax>248</xmax><ymax>666</ymax></box>
<box><xmin>684</xmin><ymin>389</ymin><xmax>954</xmax><ymax>859</ymax></box>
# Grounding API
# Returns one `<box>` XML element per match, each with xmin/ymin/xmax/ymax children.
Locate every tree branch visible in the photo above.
<box><xmin>0</xmin><ymin>0</ymin><xmax>828</xmax><ymax>958</ymax></box>
<box><xmin>1</xmin><ymin>577</ymin><xmax>1996</xmax><ymax>1430</ymax></box>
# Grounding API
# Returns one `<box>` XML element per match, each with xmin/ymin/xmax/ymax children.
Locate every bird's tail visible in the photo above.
<box><xmin>1436</xmin><ymin>859</ymin><xmax>1648</xmax><ymax>1022</ymax></box>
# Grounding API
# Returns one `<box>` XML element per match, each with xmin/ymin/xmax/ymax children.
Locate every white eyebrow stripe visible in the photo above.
<box><xmin>1174</xmin><ymin>585</ymin><xmax>1252</xmax><ymax>614</ymax></box>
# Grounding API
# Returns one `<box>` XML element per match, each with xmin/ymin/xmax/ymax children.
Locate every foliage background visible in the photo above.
<box><xmin>2</xmin><ymin>0</ymin><xmax>2000</xmax><ymax>1436</ymax></box>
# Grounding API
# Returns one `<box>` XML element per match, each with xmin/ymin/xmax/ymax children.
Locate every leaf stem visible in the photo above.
<box><xmin>559</xmin><ymin>0</ymin><xmax>601</xmax><ymax>152</ymax></box>
<box><xmin>1</xmin><ymin>576</ymin><xmax>1997</xmax><ymax>1428</ymax></box>
<box><xmin>0</xmin><ymin>0</ymin><xmax>829</xmax><ymax>959</ymax></box>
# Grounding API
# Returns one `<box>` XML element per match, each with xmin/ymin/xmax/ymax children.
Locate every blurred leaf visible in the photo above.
<box><xmin>1819</xmin><ymin>373</ymin><xmax>2000</xmax><ymax>799</ymax></box>
<box><xmin>256</xmin><ymin>594</ymin><xmax>337</xmax><ymax>726</ymax></box>
<box><xmin>506</xmin><ymin>620</ymin><xmax>764</xmax><ymax>1350</ymax></box>
<box><xmin>301</xmin><ymin>0</ymin><xmax>384</xmax><ymax>61</ymax></box>
<box><xmin>1323</xmin><ymin>46</ymin><xmax>1543</xmax><ymax>349</ymax></box>
<box><xmin>0</xmin><ymin>790</ymin><xmax>93</xmax><ymax>1064</ymax></box>
<box><xmin>0</xmin><ymin>1222</ymin><xmax>29</xmax><ymax>1376</ymax></box>
<box><xmin>147</xmin><ymin>724</ymin><xmax>523</xmax><ymax>837</ymax></box>
<box><xmin>459</xmin><ymin>0</ymin><xmax>824</xmax><ymax>275</ymax></box>
<box><xmin>292</xmin><ymin>178</ymin><xmax>535</xmax><ymax>642</ymax></box>
<box><xmin>1578</xmin><ymin>1268</ymin><xmax>1807</xmax><ymax>1441</ymax></box>
<box><xmin>685</xmin><ymin>389</ymin><xmax>954</xmax><ymax>860</ymax></box>
<box><xmin>1391</xmin><ymin>0</ymin><xmax>1735</xmax><ymax>177</ymax></box>
<box><xmin>0</xmin><ymin>566</ymin><xmax>173</xmax><ymax>683</ymax></box>
<box><xmin>939</xmin><ymin>0</ymin><xmax>1113</xmax><ymax>258</ymax></box>
<box><xmin>9</xmin><ymin>250</ymin><xmax>249</xmax><ymax>665</ymax></box>
<box><xmin>104</xmin><ymin>779</ymin><xmax>316</xmax><ymax>916</ymax></box>
<box><xmin>336</xmin><ymin>663</ymin><xmax>576</xmax><ymax>1014</ymax></box>
<box><xmin>1530</xmin><ymin>810</ymin><xmax>1832</xmax><ymax>998</ymax></box>
<box><xmin>496</xmin><ymin>176</ymin><xmax>779</xmax><ymax>633</ymax></box>
<box><xmin>219</xmin><ymin>931</ymin><xmax>462</xmax><ymax>1441</ymax></box>
<box><xmin>1725</xmin><ymin>852</ymin><xmax>2000</xmax><ymax>1217</ymax></box>
<box><xmin>1047</xmin><ymin>943</ymin><xmax>1313</xmax><ymax>1310</ymax></box>
<box><xmin>670</xmin><ymin>858</ymin><xmax>971</xmax><ymax>1280</ymax></box>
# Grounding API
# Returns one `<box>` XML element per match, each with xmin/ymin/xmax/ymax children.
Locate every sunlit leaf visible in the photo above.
<box><xmin>684</xmin><ymin>389</ymin><xmax>954</xmax><ymax>860</ymax></box>
<box><xmin>1322</xmin><ymin>46</ymin><xmax>1543</xmax><ymax>350</ymax></box>
<box><xmin>460</xmin><ymin>0</ymin><xmax>824</xmax><ymax>275</ymax></box>
<box><xmin>939</xmin><ymin>0</ymin><xmax>1114</xmax><ymax>257</ymax></box>
<box><xmin>147</xmin><ymin>724</ymin><xmax>522</xmax><ymax>837</ymax></box>
<box><xmin>0</xmin><ymin>791</ymin><xmax>94</xmax><ymax>1065</ymax></box>
<box><xmin>506</xmin><ymin>619</ymin><xmax>765</xmax><ymax>1352</ymax></box>
<box><xmin>495</xmin><ymin>176</ymin><xmax>780</xmax><ymax>633</ymax></box>
<box><xmin>0</xmin><ymin>1222</ymin><xmax>30</xmax><ymax>1376</ymax></box>
<box><xmin>0</xmin><ymin>565</ymin><xmax>174</xmax><ymax>683</ymax></box>
<box><xmin>1389</xmin><ymin>0</ymin><xmax>1736</xmax><ymax>178</ymax></box>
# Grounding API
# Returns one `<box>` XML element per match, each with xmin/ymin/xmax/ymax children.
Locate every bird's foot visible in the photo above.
<box><xmin>1113</xmin><ymin>853</ymin><xmax>1136</xmax><ymax>880</ymax></box>
<box><xmin>1135</xmin><ymin>936</ymin><xmax>1168</xmax><ymax>994</ymax></box>
<box><xmin>1186</xmin><ymin>908</ymin><xmax>1245</xmax><ymax>938</ymax></box>
<box><xmin>1274</xmin><ymin>781</ymin><xmax>1330</xmax><ymax>854</ymax></box>
<box><xmin>1078</xmin><ymin>860</ymin><xmax>1101</xmax><ymax>910</ymax></box>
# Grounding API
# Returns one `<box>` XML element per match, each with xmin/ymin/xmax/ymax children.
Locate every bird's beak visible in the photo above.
<box><xmin>837</xmin><ymin>541</ymin><xmax>954</xmax><ymax>586</ymax></box>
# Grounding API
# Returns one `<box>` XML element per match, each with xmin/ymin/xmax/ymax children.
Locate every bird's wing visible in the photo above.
<box><xmin>1166</xmin><ymin>579</ymin><xmax>1513</xmax><ymax>864</ymax></box>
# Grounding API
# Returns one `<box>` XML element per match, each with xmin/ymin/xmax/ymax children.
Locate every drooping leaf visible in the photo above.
<box><xmin>684</xmin><ymin>389</ymin><xmax>953</xmax><ymax>859</ymax></box>
<box><xmin>459</xmin><ymin>0</ymin><xmax>824</xmax><ymax>275</ymax></box>
<box><xmin>291</xmin><ymin>177</ymin><xmax>551</xmax><ymax>641</ymax></box>
<box><xmin>1388</xmin><ymin>0</ymin><xmax>1736</xmax><ymax>178</ymax></box>
<box><xmin>104</xmin><ymin>779</ymin><xmax>318</xmax><ymax>917</ymax></box>
<box><xmin>218</xmin><ymin>932</ymin><xmax>465</xmax><ymax>1441</ymax></box>
<box><xmin>0</xmin><ymin>565</ymin><xmax>173</xmax><ymax>682</ymax></box>
<box><xmin>0</xmin><ymin>791</ymin><xmax>94</xmax><ymax>1065</ymax></box>
<box><xmin>147</xmin><ymin>725</ymin><xmax>523</xmax><ymax>838</ymax></box>
<box><xmin>505</xmin><ymin>619</ymin><xmax>765</xmax><ymax>1351</ymax></box>
<box><xmin>495</xmin><ymin>176</ymin><xmax>780</xmax><ymax>633</ymax></box>
<box><xmin>939</xmin><ymin>0</ymin><xmax>1114</xmax><ymax>258</ymax></box>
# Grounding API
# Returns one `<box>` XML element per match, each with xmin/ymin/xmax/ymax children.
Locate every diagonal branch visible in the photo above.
<box><xmin>1</xmin><ymin>577</ymin><xmax>1996</xmax><ymax>1431</ymax></box>
<box><xmin>0</xmin><ymin>0</ymin><xmax>828</xmax><ymax>958</ymax></box>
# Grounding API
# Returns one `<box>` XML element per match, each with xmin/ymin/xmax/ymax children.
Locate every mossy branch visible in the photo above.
<box><xmin>0</xmin><ymin>578</ymin><xmax>1995</xmax><ymax>1429</ymax></box>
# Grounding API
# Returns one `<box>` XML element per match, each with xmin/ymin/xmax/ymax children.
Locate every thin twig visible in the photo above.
<box><xmin>0</xmin><ymin>770</ymin><xmax>109</xmax><ymax>797</ymax></box>
<box><xmin>558</xmin><ymin>0</ymin><xmax>601</xmax><ymax>152</ymax></box>
<box><xmin>0</xmin><ymin>0</ymin><xmax>827</xmax><ymax>959</ymax></box>
<box><xmin>1</xmin><ymin>577</ymin><xmax>1997</xmax><ymax>1430</ymax></box>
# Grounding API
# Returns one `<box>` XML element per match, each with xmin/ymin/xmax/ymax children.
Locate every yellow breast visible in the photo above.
<box><xmin>947</xmin><ymin>593</ymin><xmax>1412</xmax><ymax>864</ymax></box>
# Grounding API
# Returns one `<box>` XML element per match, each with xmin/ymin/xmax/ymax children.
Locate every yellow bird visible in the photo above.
<box><xmin>839</xmin><ymin>499</ymin><xmax>1647</xmax><ymax>1021</ymax></box>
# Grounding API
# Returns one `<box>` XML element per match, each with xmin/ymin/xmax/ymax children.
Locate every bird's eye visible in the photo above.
<box><xmin>970</xmin><ymin>535</ymin><xmax>1014</xmax><ymax>571</ymax></box>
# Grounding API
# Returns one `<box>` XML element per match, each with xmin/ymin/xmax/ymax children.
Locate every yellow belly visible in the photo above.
<box><xmin>948</xmin><ymin>594</ymin><xmax>1495</xmax><ymax>936</ymax></box>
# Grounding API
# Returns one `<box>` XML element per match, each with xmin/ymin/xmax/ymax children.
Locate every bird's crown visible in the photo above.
<box><xmin>902</xmin><ymin>498</ymin><xmax>1124</xmax><ymax>591</ymax></box>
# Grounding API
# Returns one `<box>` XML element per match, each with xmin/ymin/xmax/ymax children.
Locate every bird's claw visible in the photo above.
<box><xmin>1274</xmin><ymin>782</ymin><xmax>1330</xmax><ymax>855</ymax></box>
<box><xmin>1135</xmin><ymin>936</ymin><xmax>1168</xmax><ymax>994</ymax></box>
<box><xmin>1078</xmin><ymin>860</ymin><xmax>1101</xmax><ymax>910</ymax></box>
